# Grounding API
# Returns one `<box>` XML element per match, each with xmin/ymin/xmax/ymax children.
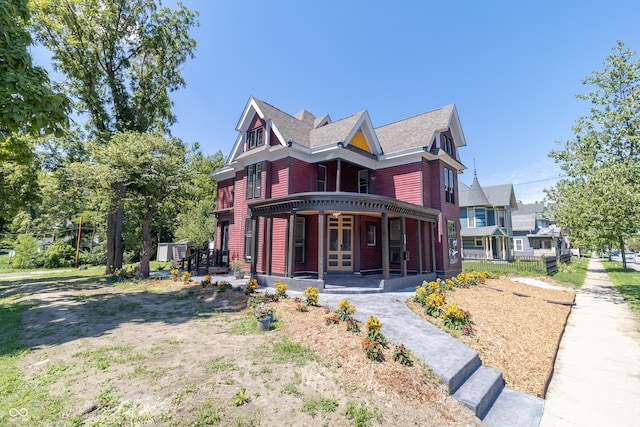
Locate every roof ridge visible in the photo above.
<box><xmin>375</xmin><ymin>104</ymin><xmax>453</xmax><ymax>130</ymax></box>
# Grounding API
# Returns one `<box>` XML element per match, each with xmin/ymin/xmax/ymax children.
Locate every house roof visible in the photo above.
<box><xmin>217</xmin><ymin>96</ymin><xmax>466</xmax><ymax>175</ymax></box>
<box><xmin>459</xmin><ymin>177</ymin><xmax>490</xmax><ymax>207</ymax></box>
<box><xmin>512</xmin><ymin>202</ymin><xmax>553</xmax><ymax>232</ymax></box>
<box><xmin>461</xmin><ymin>225</ymin><xmax>506</xmax><ymax>237</ymax></box>
<box><xmin>483</xmin><ymin>184</ymin><xmax>517</xmax><ymax>208</ymax></box>
<box><xmin>375</xmin><ymin>104</ymin><xmax>463</xmax><ymax>155</ymax></box>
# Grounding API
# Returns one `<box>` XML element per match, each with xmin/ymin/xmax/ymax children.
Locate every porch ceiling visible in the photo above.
<box><xmin>248</xmin><ymin>192</ymin><xmax>439</xmax><ymax>222</ymax></box>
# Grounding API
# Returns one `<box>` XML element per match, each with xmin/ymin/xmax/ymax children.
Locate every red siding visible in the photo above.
<box><xmin>269</xmin><ymin>158</ymin><xmax>289</xmax><ymax>198</ymax></box>
<box><xmin>271</xmin><ymin>217</ymin><xmax>287</xmax><ymax>274</ymax></box>
<box><xmin>216</xmin><ymin>178</ymin><xmax>234</xmax><ymax>210</ymax></box>
<box><xmin>359</xmin><ymin>216</ymin><xmax>381</xmax><ymax>271</ymax></box>
<box><xmin>376</xmin><ymin>163</ymin><xmax>422</xmax><ymax>204</ymax></box>
<box><xmin>288</xmin><ymin>158</ymin><xmax>312</xmax><ymax>194</ymax></box>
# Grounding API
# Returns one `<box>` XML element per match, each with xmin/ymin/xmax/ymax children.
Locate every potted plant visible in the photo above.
<box><xmin>255</xmin><ymin>304</ymin><xmax>271</xmax><ymax>331</ymax></box>
<box><xmin>230</xmin><ymin>258</ymin><xmax>245</xmax><ymax>279</ymax></box>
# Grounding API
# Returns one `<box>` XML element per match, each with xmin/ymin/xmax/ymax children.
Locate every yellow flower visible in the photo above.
<box><xmin>366</xmin><ymin>316</ymin><xmax>382</xmax><ymax>334</ymax></box>
<box><xmin>428</xmin><ymin>281</ymin><xmax>439</xmax><ymax>290</ymax></box>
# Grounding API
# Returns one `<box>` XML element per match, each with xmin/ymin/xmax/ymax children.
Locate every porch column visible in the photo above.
<box><xmin>502</xmin><ymin>238</ymin><xmax>506</xmax><ymax>260</ymax></box>
<box><xmin>430</xmin><ymin>222</ymin><xmax>436</xmax><ymax>273</ymax></box>
<box><xmin>336</xmin><ymin>158</ymin><xmax>342</xmax><ymax>192</ymax></box>
<box><xmin>381</xmin><ymin>212</ymin><xmax>390</xmax><ymax>279</ymax></box>
<box><xmin>400</xmin><ymin>216</ymin><xmax>407</xmax><ymax>277</ymax></box>
<box><xmin>318</xmin><ymin>211</ymin><xmax>325</xmax><ymax>280</ymax></box>
<box><xmin>489</xmin><ymin>237</ymin><xmax>493</xmax><ymax>260</ymax></box>
<box><xmin>416</xmin><ymin>219</ymin><xmax>423</xmax><ymax>274</ymax></box>
<box><xmin>266</xmin><ymin>217</ymin><xmax>273</xmax><ymax>275</ymax></box>
<box><xmin>287</xmin><ymin>212</ymin><xmax>296</xmax><ymax>278</ymax></box>
<box><xmin>250</xmin><ymin>216</ymin><xmax>258</xmax><ymax>275</ymax></box>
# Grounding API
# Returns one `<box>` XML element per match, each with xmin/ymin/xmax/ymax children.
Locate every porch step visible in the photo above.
<box><xmin>452</xmin><ymin>366</ymin><xmax>504</xmax><ymax>419</ymax></box>
<box><xmin>322</xmin><ymin>285</ymin><xmax>384</xmax><ymax>294</ymax></box>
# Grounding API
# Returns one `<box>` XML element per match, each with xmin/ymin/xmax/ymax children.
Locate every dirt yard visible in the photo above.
<box><xmin>3</xmin><ymin>273</ymin><xmax>575</xmax><ymax>426</ymax></box>
<box><xmin>7</xmin><ymin>278</ymin><xmax>481</xmax><ymax>426</ymax></box>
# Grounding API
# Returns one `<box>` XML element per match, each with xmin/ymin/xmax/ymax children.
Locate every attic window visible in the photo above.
<box><xmin>442</xmin><ymin>134</ymin><xmax>455</xmax><ymax>156</ymax></box>
<box><xmin>247</xmin><ymin>127</ymin><xmax>264</xmax><ymax>150</ymax></box>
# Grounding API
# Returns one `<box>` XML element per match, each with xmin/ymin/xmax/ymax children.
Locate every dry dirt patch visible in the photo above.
<box><xmin>14</xmin><ymin>280</ymin><xmax>480</xmax><ymax>426</ymax></box>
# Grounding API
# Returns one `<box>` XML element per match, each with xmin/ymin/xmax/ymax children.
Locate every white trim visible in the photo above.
<box><xmin>514</xmin><ymin>238</ymin><xmax>524</xmax><ymax>252</ymax></box>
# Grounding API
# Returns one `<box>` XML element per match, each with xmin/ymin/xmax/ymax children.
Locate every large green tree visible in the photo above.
<box><xmin>548</xmin><ymin>41</ymin><xmax>640</xmax><ymax>268</ymax></box>
<box><xmin>29</xmin><ymin>0</ymin><xmax>198</xmax><ymax>272</ymax></box>
<box><xmin>89</xmin><ymin>132</ymin><xmax>186</xmax><ymax>279</ymax></box>
<box><xmin>0</xmin><ymin>0</ymin><xmax>68</xmax><ymax>227</ymax></box>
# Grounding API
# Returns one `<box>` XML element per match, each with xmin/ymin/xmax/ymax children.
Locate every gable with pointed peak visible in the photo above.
<box><xmin>459</xmin><ymin>177</ymin><xmax>491</xmax><ymax>207</ymax></box>
<box><xmin>375</xmin><ymin>104</ymin><xmax>466</xmax><ymax>156</ymax></box>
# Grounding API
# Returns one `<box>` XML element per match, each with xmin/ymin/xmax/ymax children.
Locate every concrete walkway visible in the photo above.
<box><xmin>540</xmin><ymin>257</ymin><xmax>640</xmax><ymax>427</ymax></box>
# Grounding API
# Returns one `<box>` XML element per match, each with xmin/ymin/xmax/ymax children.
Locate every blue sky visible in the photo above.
<box><xmin>34</xmin><ymin>1</ymin><xmax>640</xmax><ymax>203</ymax></box>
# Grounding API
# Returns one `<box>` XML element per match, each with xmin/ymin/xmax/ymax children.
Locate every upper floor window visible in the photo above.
<box><xmin>467</xmin><ymin>208</ymin><xmax>476</xmax><ymax>228</ymax></box>
<box><xmin>496</xmin><ymin>208</ymin><xmax>506</xmax><ymax>228</ymax></box>
<box><xmin>358</xmin><ymin>169</ymin><xmax>369</xmax><ymax>194</ymax></box>
<box><xmin>246</xmin><ymin>163</ymin><xmax>262</xmax><ymax>199</ymax></box>
<box><xmin>444</xmin><ymin>167</ymin><xmax>455</xmax><ymax>204</ymax></box>
<box><xmin>317</xmin><ymin>164</ymin><xmax>327</xmax><ymax>192</ymax></box>
<box><xmin>247</xmin><ymin>127</ymin><xmax>264</xmax><ymax>150</ymax></box>
<box><xmin>442</xmin><ymin>134</ymin><xmax>455</xmax><ymax>156</ymax></box>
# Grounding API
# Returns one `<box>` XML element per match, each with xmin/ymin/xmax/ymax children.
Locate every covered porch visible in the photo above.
<box><xmin>247</xmin><ymin>192</ymin><xmax>440</xmax><ymax>291</ymax></box>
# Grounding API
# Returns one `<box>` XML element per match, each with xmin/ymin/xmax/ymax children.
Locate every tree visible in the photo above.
<box><xmin>173</xmin><ymin>149</ymin><xmax>225</xmax><ymax>246</ymax></box>
<box><xmin>90</xmin><ymin>132</ymin><xmax>186</xmax><ymax>279</ymax></box>
<box><xmin>548</xmin><ymin>41</ymin><xmax>640</xmax><ymax>269</ymax></box>
<box><xmin>29</xmin><ymin>0</ymin><xmax>198</xmax><ymax>273</ymax></box>
<box><xmin>0</xmin><ymin>0</ymin><xmax>68</xmax><ymax>225</ymax></box>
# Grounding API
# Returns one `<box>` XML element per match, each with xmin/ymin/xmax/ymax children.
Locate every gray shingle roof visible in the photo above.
<box><xmin>253</xmin><ymin>98</ymin><xmax>312</xmax><ymax>146</ymax></box>
<box><xmin>374</xmin><ymin>104</ymin><xmax>454</xmax><ymax>154</ymax></box>
<box><xmin>483</xmin><ymin>184</ymin><xmax>517</xmax><ymax>208</ymax></box>
<box><xmin>461</xmin><ymin>225</ymin><xmax>504</xmax><ymax>237</ymax></box>
<box><xmin>459</xmin><ymin>177</ymin><xmax>490</xmax><ymax>207</ymax></box>
<box><xmin>309</xmin><ymin>111</ymin><xmax>366</xmax><ymax>149</ymax></box>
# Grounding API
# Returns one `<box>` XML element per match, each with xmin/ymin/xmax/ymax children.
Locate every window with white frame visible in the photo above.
<box><xmin>442</xmin><ymin>134</ymin><xmax>455</xmax><ymax>156</ymax></box>
<box><xmin>244</xmin><ymin>218</ymin><xmax>253</xmax><ymax>261</ymax></box>
<box><xmin>496</xmin><ymin>208</ymin><xmax>506</xmax><ymax>228</ymax></box>
<box><xmin>317</xmin><ymin>164</ymin><xmax>327</xmax><ymax>192</ymax></box>
<box><xmin>247</xmin><ymin>127</ymin><xmax>264</xmax><ymax>149</ymax></box>
<box><xmin>246</xmin><ymin>163</ymin><xmax>262</xmax><ymax>199</ymax></box>
<box><xmin>514</xmin><ymin>238</ymin><xmax>523</xmax><ymax>252</ymax></box>
<box><xmin>468</xmin><ymin>208</ymin><xmax>476</xmax><ymax>227</ymax></box>
<box><xmin>444</xmin><ymin>167</ymin><xmax>455</xmax><ymax>204</ymax></box>
<box><xmin>474</xmin><ymin>237</ymin><xmax>483</xmax><ymax>247</ymax></box>
<box><xmin>366</xmin><ymin>222</ymin><xmax>376</xmax><ymax>246</ymax></box>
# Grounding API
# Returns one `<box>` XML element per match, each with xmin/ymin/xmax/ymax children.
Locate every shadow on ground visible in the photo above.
<box><xmin>1</xmin><ymin>278</ymin><xmax>248</xmax><ymax>357</ymax></box>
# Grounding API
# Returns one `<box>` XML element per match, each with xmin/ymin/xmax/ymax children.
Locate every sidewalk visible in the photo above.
<box><xmin>540</xmin><ymin>257</ymin><xmax>640</xmax><ymax>426</ymax></box>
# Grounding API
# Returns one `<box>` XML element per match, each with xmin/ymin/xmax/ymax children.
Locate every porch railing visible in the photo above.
<box><xmin>180</xmin><ymin>249</ymin><xmax>228</xmax><ymax>274</ymax></box>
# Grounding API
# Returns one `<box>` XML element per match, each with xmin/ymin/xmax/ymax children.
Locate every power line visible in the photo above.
<box><xmin>512</xmin><ymin>176</ymin><xmax>566</xmax><ymax>186</ymax></box>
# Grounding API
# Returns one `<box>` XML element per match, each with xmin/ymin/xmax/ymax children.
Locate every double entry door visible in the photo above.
<box><xmin>327</xmin><ymin>214</ymin><xmax>353</xmax><ymax>272</ymax></box>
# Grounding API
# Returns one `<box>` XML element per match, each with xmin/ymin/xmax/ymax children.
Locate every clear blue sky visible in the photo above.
<box><xmin>34</xmin><ymin>0</ymin><xmax>640</xmax><ymax>203</ymax></box>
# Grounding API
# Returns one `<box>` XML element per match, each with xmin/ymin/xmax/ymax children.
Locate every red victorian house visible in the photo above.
<box><xmin>211</xmin><ymin>97</ymin><xmax>466</xmax><ymax>292</ymax></box>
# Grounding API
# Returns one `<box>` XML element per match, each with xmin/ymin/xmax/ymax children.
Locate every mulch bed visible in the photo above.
<box><xmin>407</xmin><ymin>277</ymin><xmax>576</xmax><ymax>397</ymax></box>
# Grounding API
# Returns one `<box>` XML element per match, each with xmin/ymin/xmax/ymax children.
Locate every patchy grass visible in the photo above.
<box><xmin>602</xmin><ymin>261</ymin><xmax>640</xmax><ymax>319</ymax></box>
<box><xmin>551</xmin><ymin>257</ymin><xmax>589</xmax><ymax>287</ymax></box>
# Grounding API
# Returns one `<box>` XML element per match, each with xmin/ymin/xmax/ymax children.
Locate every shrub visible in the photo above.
<box><xmin>441</xmin><ymin>302</ymin><xmax>472</xmax><ymax>330</ymax></box>
<box><xmin>336</xmin><ymin>299</ymin><xmax>356</xmax><ymax>321</ymax></box>
<box><xmin>362</xmin><ymin>339</ymin><xmax>384</xmax><ymax>362</ymax></box>
<box><xmin>302</xmin><ymin>286</ymin><xmax>319</xmax><ymax>306</ymax></box>
<box><xmin>392</xmin><ymin>344</ymin><xmax>413</xmax><ymax>366</ymax></box>
<box><xmin>11</xmin><ymin>234</ymin><xmax>41</xmax><ymax>269</ymax></box>
<box><xmin>43</xmin><ymin>240</ymin><xmax>75</xmax><ymax>268</ymax></box>
<box><xmin>245</xmin><ymin>277</ymin><xmax>258</xmax><ymax>294</ymax></box>
<box><xmin>275</xmin><ymin>281</ymin><xmax>289</xmax><ymax>298</ymax></box>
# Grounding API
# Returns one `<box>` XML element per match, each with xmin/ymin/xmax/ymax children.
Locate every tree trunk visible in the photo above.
<box><xmin>620</xmin><ymin>236</ymin><xmax>627</xmax><ymax>271</ymax></box>
<box><xmin>106</xmin><ymin>182</ymin><xmax>126</xmax><ymax>274</ymax></box>
<box><xmin>138</xmin><ymin>206</ymin><xmax>153</xmax><ymax>279</ymax></box>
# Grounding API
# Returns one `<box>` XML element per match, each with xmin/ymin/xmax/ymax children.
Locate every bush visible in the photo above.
<box><xmin>43</xmin><ymin>240</ymin><xmax>75</xmax><ymax>268</ymax></box>
<box><xmin>11</xmin><ymin>234</ymin><xmax>41</xmax><ymax>269</ymax></box>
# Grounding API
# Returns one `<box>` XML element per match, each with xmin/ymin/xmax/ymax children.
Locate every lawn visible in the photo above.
<box><xmin>601</xmin><ymin>260</ymin><xmax>640</xmax><ymax>318</ymax></box>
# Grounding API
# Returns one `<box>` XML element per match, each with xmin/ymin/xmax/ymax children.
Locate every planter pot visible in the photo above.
<box><xmin>266</xmin><ymin>312</ymin><xmax>274</xmax><ymax>323</ymax></box>
<box><xmin>234</xmin><ymin>271</ymin><xmax>244</xmax><ymax>279</ymax></box>
<box><xmin>257</xmin><ymin>318</ymin><xmax>271</xmax><ymax>331</ymax></box>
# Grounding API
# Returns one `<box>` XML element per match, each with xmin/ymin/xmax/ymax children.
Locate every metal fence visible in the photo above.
<box><xmin>462</xmin><ymin>255</ymin><xmax>567</xmax><ymax>275</ymax></box>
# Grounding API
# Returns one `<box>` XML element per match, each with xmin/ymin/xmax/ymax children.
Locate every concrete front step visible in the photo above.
<box><xmin>481</xmin><ymin>387</ymin><xmax>544</xmax><ymax>427</ymax></box>
<box><xmin>452</xmin><ymin>366</ymin><xmax>504</xmax><ymax>418</ymax></box>
<box><xmin>322</xmin><ymin>286</ymin><xmax>384</xmax><ymax>294</ymax></box>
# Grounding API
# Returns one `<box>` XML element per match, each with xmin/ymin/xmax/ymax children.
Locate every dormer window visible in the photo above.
<box><xmin>442</xmin><ymin>134</ymin><xmax>455</xmax><ymax>157</ymax></box>
<box><xmin>247</xmin><ymin>127</ymin><xmax>264</xmax><ymax>150</ymax></box>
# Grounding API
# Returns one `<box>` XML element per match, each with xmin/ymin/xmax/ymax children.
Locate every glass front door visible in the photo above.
<box><xmin>327</xmin><ymin>215</ymin><xmax>353</xmax><ymax>272</ymax></box>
